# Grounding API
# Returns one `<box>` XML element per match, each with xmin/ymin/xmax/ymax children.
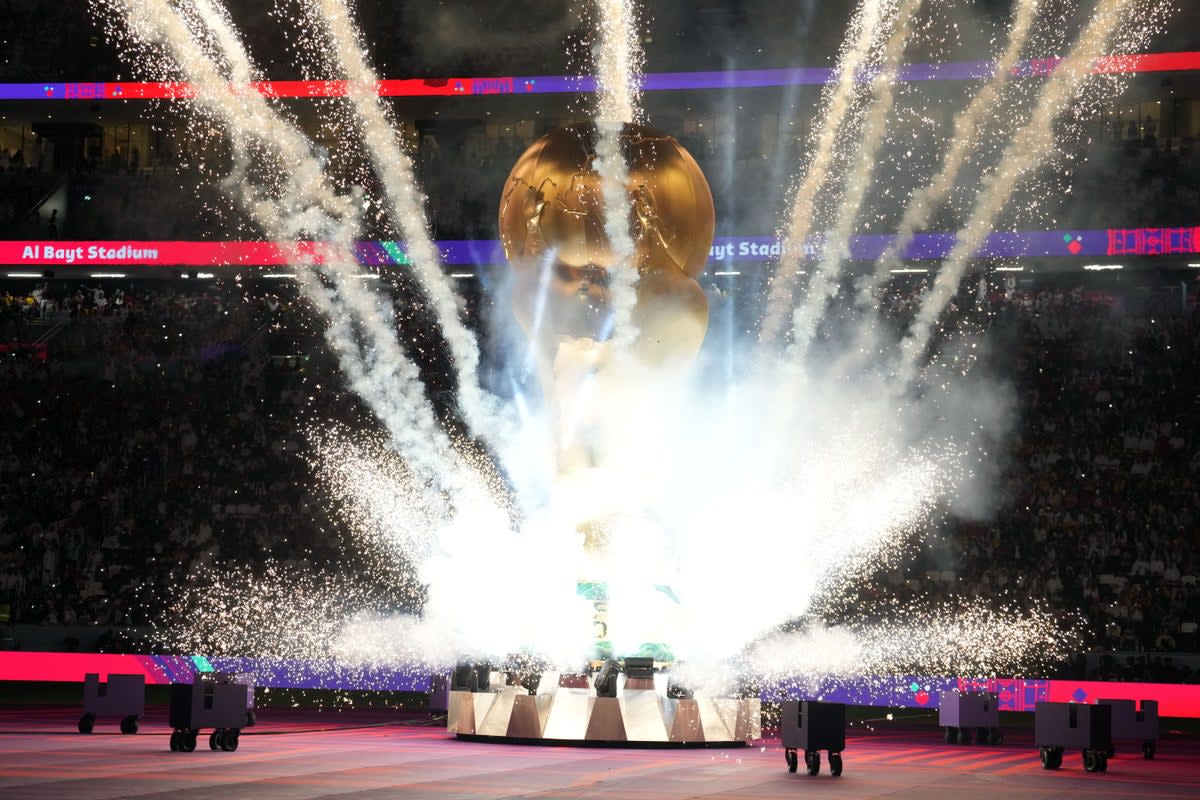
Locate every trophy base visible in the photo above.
<box><xmin>455</xmin><ymin>733</ymin><xmax>747</xmax><ymax>749</ymax></box>
<box><xmin>447</xmin><ymin>672</ymin><xmax>761</xmax><ymax>747</ymax></box>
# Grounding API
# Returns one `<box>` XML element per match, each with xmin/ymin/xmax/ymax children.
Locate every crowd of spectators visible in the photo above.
<box><xmin>0</xmin><ymin>0</ymin><xmax>96</xmax><ymax>81</ymax></box>
<box><xmin>409</xmin><ymin>109</ymin><xmax>1200</xmax><ymax>240</ymax></box>
<box><xmin>986</xmin><ymin>286</ymin><xmax>1199</xmax><ymax>677</ymax></box>
<box><xmin>0</xmin><ymin>89</ymin><xmax>1192</xmax><ymax>244</ymax></box>
<box><xmin>0</xmin><ymin>2</ymin><xmax>1197</xmax><ymax>675</ymax></box>
<box><xmin>873</xmin><ymin>280</ymin><xmax>1200</xmax><ymax>681</ymax></box>
<box><xmin>0</xmin><ymin>275</ymin><xmax>1197</xmax><ymax>683</ymax></box>
<box><xmin>68</xmin><ymin>173</ymin><xmax>248</xmax><ymax>241</ymax></box>
<box><xmin>1053</xmin><ymin>127</ymin><xmax>1200</xmax><ymax>231</ymax></box>
<box><xmin>1089</xmin><ymin>652</ymin><xmax>1198</xmax><ymax>684</ymax></box>
<box><xmin>0</xmin><ymin>282</ymin><xmax>347</xmax><ymax>635</ymax></box>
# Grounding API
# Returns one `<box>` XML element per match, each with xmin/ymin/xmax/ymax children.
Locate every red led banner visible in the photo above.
<box><xmin>6</xmin><ymin>51</ymin><xmax>1200</xmax><ymax>102</ymax></box>
<box><xmin>2</xmin><ymin>227</ymin><xmax>1198</xmax><ymax>270</ymax></box>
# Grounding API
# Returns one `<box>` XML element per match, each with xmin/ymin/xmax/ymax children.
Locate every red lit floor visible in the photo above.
<box><xmin>0</xmin><ymin>707</ymin><xmax>1198</xmax><ymax>799</ymax></box>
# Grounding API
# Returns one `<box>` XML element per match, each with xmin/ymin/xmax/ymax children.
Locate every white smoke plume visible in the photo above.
<box><xmin>592</xmin><ymin>0</ymin><xmax>645</xmax><ymax>354</ymax></box>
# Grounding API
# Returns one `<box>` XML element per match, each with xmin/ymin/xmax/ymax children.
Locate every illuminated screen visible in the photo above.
<box><xmin>3</xmin><ymin>52</ymin><xmax>1198</xmax><ymax>101</ymax></box>
<box><xmin>2</xmin><ymin>652</ymin><xmax>1199</xmax><ymax>716</ymax></box>
<box><xmin>1</xmin><ymin>226</ymin><xmax>1196</xmax><ymax>270</ymax></box>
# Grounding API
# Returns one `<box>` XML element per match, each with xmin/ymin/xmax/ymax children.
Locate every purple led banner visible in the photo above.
<box><xmin>5</xmin><ymin>227</ymin><xmax>1190</xmax><ymax>270</ymax></box>
<box><xmin>4</xmin><ymin>652</ymin><xmax>1200</xmax><ymax>715</ymax></box>
<box><xmin>3</xmin><ymin>53</ymin><xmax>1198</xmax><ymax>102</ymax></box>
<box><xmin>206</xmin><ymin>657</ymin><xmax>432</xmax><ymax>693</ymax></box>
<box><xmin>769</xmin><ymin>675</ymin><xmax>1200</xmax><ymax>718</ymax></box>
<box><xmin>701</xmin><ymin>231</ymin><xmax>1101</xmax><ymax>264</ymax></box>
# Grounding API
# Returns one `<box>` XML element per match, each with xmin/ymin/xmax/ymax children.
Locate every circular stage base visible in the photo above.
<box><xmin>456</xmin><ymin>732</ymin><xmax>748</xmax><ymax>748</ymax></box>
<box><xmin>448</xmin><ymin>675</ymin><xmax>761</xmax><ymax>747</ymax></box>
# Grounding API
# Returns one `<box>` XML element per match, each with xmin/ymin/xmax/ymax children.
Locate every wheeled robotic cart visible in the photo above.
<box><xmin>208</xmin><ymin>671</ymin><xmax>257</xmax><ymax>727</ymax></box>
<box><xmin>781</xmin><ymin>700</ymin><xmax>845</xmax><ymax>776</ymax></box>
<box><xmin>938</xmin><ymin>690</ymin><xmax>1002</xmax><ymax>744</ymax></box>
<box><xmin>1098</xmin><ymin>698</ymin><xmax>1158</xmax><ymax>760</ymax></box>
<box><xmin>1035</xmin><ymin>701</ymin><xmax>1112</xmax><ymax>773</ymax></box>
<box><xmin>168</xmin><ymin>678</ymin><xmax>252</xmax><ymax>752</ymax></box>
<box><xmin>79</xmin><ymin>673</ymin><xmax>145</xmax><ymax>734</ymax></box>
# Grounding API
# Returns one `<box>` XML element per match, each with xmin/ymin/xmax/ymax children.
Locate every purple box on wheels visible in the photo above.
<box><xmin>209</xmin><ymin>671</ymin><xmax>257</xmax><ymax>726</ymax></box>
<box><xmin>80</xmin><ymin>673</ymin><xmax>145</xmax><ymax>734</ymax></box>
<box><xmin>780</xmin><ymin>700</ymin><xmax>845</xmax><ymax>777</ymax></box>
<box><xmin>1034</xmin><ymin>701</ymin><xmax>1112</xmax><ymax>773</ymax></box>
<box><xmin>1098</xmin><ymin>699</ymin><xmax>1158</xmax><ymax>759</ymax></box>
<box><xmin>168</xmin><ymin>678</ymin><xmax>252</xmax><ymax>753</ymax></box>
<box><xmin>938</xmin><ymin>690</ymin><xmax>1002</xmax><ymax>744</ymax></box>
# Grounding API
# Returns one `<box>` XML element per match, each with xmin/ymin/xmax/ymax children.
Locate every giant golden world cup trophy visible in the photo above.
<box><xmin>499</xmin><ymin>123</ymin><xmax>715</xmax><ymax>659</ymax></box>
<box><xmin>448</xmin><ymin>125</ymin><xmax>762</xmax><ymax>744</ymax></box>
<box><xmin>500</xmin><ymin>122</ymin><xmax>714</xmax><ymax>531</ymax></box>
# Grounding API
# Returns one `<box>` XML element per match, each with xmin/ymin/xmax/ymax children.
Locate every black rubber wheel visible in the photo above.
<box><xmin>805</xmin><ymin>750</ymin><xmax>820</xmax><ymax>776</ymax></box>
<box><xmin>222</xmin><ymin>730</ymin><xmax>240</xmax><ymax>752</ymax></box>
<box><xmin>785</xmin><ymin>750</ymin><xmax>798</xmax><ymax>773</ymax></box>
<box><xmin>976</xmin><ymin>727</ymin><xmax>990</xmax><ymax>745</ymax></box>
<box><xmin>829</xmin><ymin>752</ymin><xmax>843</xmax><ymax>777</ymax></box>
<box><xmin>1040</xmin><ymin>747</ymin><xmax>1062</xmax><ymax>770</ymax></box>
<box><xmin>1083</xmin><ymin>750</ymin><xmax>1101</xmax><ymax>773</ymax></box>
<box><xmin>119</xmin><ymin>716</ymin><xmax>139</xmax><ymax>735</ymax></box>
<box><xmin>181</xmin><ymin>731</ymin><xmax>198</xmax><ymax>752</ymax></box>
<box><xmin>1096</xmin><ymin>752</ymin><xmax>1108</xmax><ymax>773</ymax></box>
<box><xmin>244</xmin><ymin>710</ymin><xmax>257</xmax><ymax>728</ymax></box>
<box><xmin>944</xmin><ymin>726</ymin><xmax>957</xmax><ymax>744</ymax></box>
<box><xmin>169</xmin><ymin>731</ymin><xmax>180</xmax><ymax>751</ymax></box>
<box><xmin>1143</xmin><ymin>740</ymin><xmax>1155</xmax><ymax>760</ymax></box>
<box><xmin>78</xmin><ymin>713</ymin><xmax>95</xmax><ymax>734</ymax></box>
<box><xmin>209</xmin><ymin>730</ymin><xmax>222</xmax><ymax>750</ymax></box>
<box><xmin>958</xmin><ymin>727</ymin><xmax>973</xmax><ymax>745</ymax></box>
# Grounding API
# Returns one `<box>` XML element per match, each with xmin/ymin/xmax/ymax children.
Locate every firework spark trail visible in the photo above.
<box><xmin>310</xmin><ymin>430</ymin><xmax>439</xmax><ymax>562</ymax></box>
<box><xmin>156</xmin><ymin>563</ymin><xmax>362</xmax><ymax>660</ymax></box>
<box><xmin>895</xmin><ymin>0</ymin><xmax>1151</xmax><ymax>387</ymax></box>
<box><xmin>745</xmin><ymin>603</ymin><xmax>1082</xmax><ymax>682</ymax></box>
<box><xmin>758</xmin><ymin>0</ymin><xmax>891</xmax><ymax>344</ymax></box>
<box><xmin>593</xmin><ymin>0</ymin><xmax>643</xmax><ymax>353</ymax></box>
<box><xmin>788</xmin><ymin>0</ymin><xmax>922</xmax><ymax>361</ymax></box>
<box><xmin>111</xmin><ymin>0</ymin><xmax>480</xmax><ymax>491</ymax></box>
<box><xmin>186</xmin><ymin>3</ymin><xmax>413</xmax><ymax>443</ymax></box>
<box><xmin>306</xmin><ymin>0</ymin><xmax>512</xmax><ymax>450</ymax></box>
<box><xmin>103</xmin><ymin>0</ymin><xmax>1084</xmax><ymax>678</ymax></box>
<box><xmin>854</xmin><ymin>0</ymin><xmax>1041</xmax><ymax>311</ymax></box>
<box><xmin>186</xmin><ymin>1</ymin><xmax>461</xmax><ymax>483</ymax></box>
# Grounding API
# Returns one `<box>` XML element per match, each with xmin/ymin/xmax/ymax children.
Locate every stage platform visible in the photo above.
<box><xmin>0</xmin><ymin>706</ymin><xmax>1198</xmax><ymax>799</ymax></box>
